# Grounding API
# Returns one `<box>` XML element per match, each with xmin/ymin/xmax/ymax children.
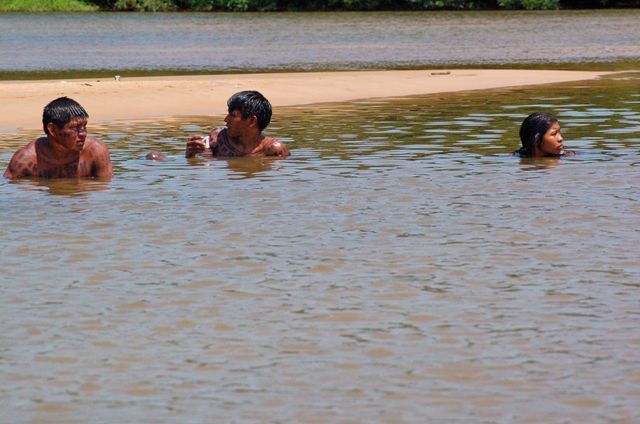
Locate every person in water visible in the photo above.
<box><xmin>4</xmin><ymin>97</ymin><xmax>113</xmax><ymax>179</ymax></box>
<box><xmin>185</xmin><ymin>90</ymin><xmax>290</xmax><ymax>158</ymax></box>
<box><xmin>514</xmin><ymin>112</ymin><xmax>573</xmax><ymax>158</ymax></box>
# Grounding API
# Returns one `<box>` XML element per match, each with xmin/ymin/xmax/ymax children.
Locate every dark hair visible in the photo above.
<box><xmin>227</xmin><ymin>91</ymin><xmax>272</xmax><ymax>131</ymax></box>
<box><xmin>516</xmin><ymin>112</ymin><xmax>558</xmax><ymax>157</ymax></box>
<box><xmin>42</xmin><ymin>97</ymin><xmax>89</xmax><ymax>136</ymax></box>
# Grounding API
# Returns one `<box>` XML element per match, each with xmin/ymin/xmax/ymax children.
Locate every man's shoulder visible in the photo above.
<box><xmin>12</xmin><ymin>139</ymin><xmax>40</xmax><ymax>162</ymax></box>
<box><xmin>19</xmin><ymin>139</ymin><xmax>40</xmax><ymax>155</ymax></box>
<box><xmin>81</xmin><ymin>137</ymin><xmax>113</xmax><ymax>177</ymax></box>
<box><xmin>84</xmin><ymin>136</ymin><xmax>109</xmax><ymax>150</ymax></box>
<box><xmin>263</xmin><ymin>135</ymin><xmax>281</xmax><ymax>145</ymax></box>
<box><xmin>210</xmin><ymin>126</ymin><xmax>227</xmax><ymax>140</ymax></box>
<box><xmin>4</xmin><ymin>139</ymin><xmax>40</xmax><ymax>178</ymax></box>
<box><xmin>263</xmin><ymin>136</ymin><xmax>290</xmax><ymax>157</ymax></box>
<box><xmin>82</xmin><ymin>137</ymin><xmax>111</xmax><ymax>158</ymax></box>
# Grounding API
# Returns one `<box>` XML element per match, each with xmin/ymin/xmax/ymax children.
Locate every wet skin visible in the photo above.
<box><xmin>145</xmin><ymin>151</ymin><xmax>166</xmax><ymax>161</ymax></box>
<box><xmin>3</xmin><ymin>117</ymin><xmax>113</xmax><ymax>179</ymax></box>
<box><xmin>535</xmin><ymin>121</ymin><xmax>565</xmax><ymax>156</ymax></box>
<box><xmin>186</xmin><ymin>110</ymin><xmax>289</xmax><ymax>158</ymax></box>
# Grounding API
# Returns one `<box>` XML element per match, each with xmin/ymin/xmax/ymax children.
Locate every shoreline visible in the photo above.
<box><xmin>2</xmin><ymin>59</ymin><xmax>638</xmax><ymax>81</ymax></box>
<box><xmin>0</xmin><ymin>69</ymin><xmax>612</xmax><ymax>133</ymax></box>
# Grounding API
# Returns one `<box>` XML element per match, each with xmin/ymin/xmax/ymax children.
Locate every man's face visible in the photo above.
<box><xmin>51</xmin><ymin>117</ymin><xmax>88</xmax><ymax>152</ymax></box>
<box><xmin>224</xmin><ymin>109</ymin><xmax>253</xmax><ymax>139</ymax></box>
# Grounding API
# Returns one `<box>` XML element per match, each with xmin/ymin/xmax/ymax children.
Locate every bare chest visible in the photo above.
<box><xmin>36</xmin><ymin>155</ymin><xmax>93</xmax><ymax>178</ymax></box>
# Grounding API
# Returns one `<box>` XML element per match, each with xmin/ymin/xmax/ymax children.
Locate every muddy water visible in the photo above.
<box><xmin>1</xmin><ymin>74</ymin><xmax>639</xmax><ymax>422</ymax></box>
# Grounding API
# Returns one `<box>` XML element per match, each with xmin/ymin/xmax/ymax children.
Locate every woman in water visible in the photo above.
<box><xmin>515</xmin><ymin>112</ymin><xmax>573</xmax><ymax>157</ymax></box>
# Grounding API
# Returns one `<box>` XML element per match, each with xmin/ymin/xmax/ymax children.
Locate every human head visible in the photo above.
<box><xmin>43</xmin><ymin>97</ymin><xmax>89</xmax><ymax>136</ymax></box>
<box><xmin>518</xmin><ymin>112</ymin><xmax>559</xmax><ymax>157</ymax></box>
<box><xmin>227</xmin><ymin>91</ymin><xmax>272</xmax><ymax>131</ymax></box>
<box><xmin>145</xmin><ymin>151</ymin><xmax>166</xmax><ymax>161</ymax></box>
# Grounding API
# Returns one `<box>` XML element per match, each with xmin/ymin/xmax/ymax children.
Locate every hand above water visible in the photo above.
<box><xmin>185</xmin><ymin>135</ymin><xmax>210</xmax><ymax>158</ymax></box>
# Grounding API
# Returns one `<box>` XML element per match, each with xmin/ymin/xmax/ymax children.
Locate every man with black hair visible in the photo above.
<box><xmin>186</xmin><ymin>91</ymin><xmax>290</xmax><ymax>158</ymax></box>
<box><xmin>4</xmin><ymin>97</ymin><xmax>113</xmax><ymax>179</ymax></box>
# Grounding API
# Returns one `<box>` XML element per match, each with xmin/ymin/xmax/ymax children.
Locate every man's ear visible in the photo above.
<box><xmin>248</xmin><ymin>115</ymin><xmax>259</xmax><ymax>129</ymax></box>
<box><xmin>46</xmin><ymin>122</ymin><xmax>59</xmax><ymax>137</ymax></box>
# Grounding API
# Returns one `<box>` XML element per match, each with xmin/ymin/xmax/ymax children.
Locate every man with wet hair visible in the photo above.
<box><xmin>186</xmin><ymin>90</ymin><xmax>290</xmax><ymax>158</ymax></box>
<box><xmin>4</xmin><ymin>97</ymin><xmax>113</xmax><ymax>179</ymax></box>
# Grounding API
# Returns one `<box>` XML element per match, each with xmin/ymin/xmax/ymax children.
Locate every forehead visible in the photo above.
<box><xmin>65</xmin><ymin>117</ymin><xmax>88</xmax><ymax>127</ymax></box>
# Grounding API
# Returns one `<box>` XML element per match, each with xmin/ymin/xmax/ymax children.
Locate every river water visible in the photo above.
<box><xmin>1</xmin><ymin>10</ymin><xmax>640</xmax><ymax>73</ymax></box>
<box><xmin>1</xmin><ymin>73</ymin><xmax>639</xmax><ymax>422</ymax></box>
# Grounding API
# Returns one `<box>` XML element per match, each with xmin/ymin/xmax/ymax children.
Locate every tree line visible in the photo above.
<box><xmin>2</xmin><ymin>0</ymin><xmax>638</xmax><ymax>12</ymax></box>
<box><xmin>93</xmin><ymin>0</ymin><xmax>640</xmax><ymax>10</ymax></box>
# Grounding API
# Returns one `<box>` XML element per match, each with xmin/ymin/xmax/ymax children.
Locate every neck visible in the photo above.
<box><xmin>231</xmin><ymin>132</ymin><xmax>263</xmax><ymax>154</ymax></box>
<box><xmin>41</xmin><ymin>136</ymin><xmax>80</xmax><ymax>163</ymax></box>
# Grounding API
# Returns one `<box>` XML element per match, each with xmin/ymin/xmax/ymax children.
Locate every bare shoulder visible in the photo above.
<box><xmin>263</xmin><ymin>136</ymin><xmax>290</xmax><ymax>157</ymax></box>
<box><xmin>3</xmin><ymin>139</ymin><xmax>39</xmax><ymax>179</ymax></box>
<box><xmin>209</xmin><ymin>126</ymin><xmax>226</xmax><ymax>142</ymax></box>
<box><xmin>84</xmin><ymin>136</ymin><xmax>110</xmax><ymax>153</ymax></box>
<box><xmin>82</xmin><ymin>136</ymin><xmax>113</xmax><ymax>178</ymax></box>
<box><xmin>206</xmin><ymin>126</ymin><xmax>227</xmax><ymax>150</ymax></box>
<box><xmin>82</xmin><ymin>137</ymin><xmax>111</xmax><ymax>161</ymax></box>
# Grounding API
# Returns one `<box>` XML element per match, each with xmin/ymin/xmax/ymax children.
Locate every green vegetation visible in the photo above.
<box><xmin>94</xmin><ymin>0</ymin><xmax>634</xmax><ymax>9</ymax></box>
<box><xmin>0</xmin><ymin>0</ymin><xmax>637</xmax><ymax>11</ymax></box>
<box><xmin>2</xmin><ymin>60</ymin><xmax>639</xmax><ymax>81</ymax></box>
<box><xmin>499</xmin><ymin>0</ymin><xmax>560</xmax><ymax>9</ymax></box>
<box><xmin>0</xmin><ymin>0</ymin><xmax>98</xmax><ymax>11</ymax></box>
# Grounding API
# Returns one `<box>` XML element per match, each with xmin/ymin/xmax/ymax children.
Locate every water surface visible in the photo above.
<box><xmin>1</xmin><ymin>74</ymin><xmax>639</xmax><ymax>421</ymax></box>
<box><xmin>1</xmin><ymin>10</ymin><xmax>639</xmax><ymax>74</ymax></box>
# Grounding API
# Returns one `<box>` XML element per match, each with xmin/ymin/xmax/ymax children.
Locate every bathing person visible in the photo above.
<box><xmin>3</xmin><ymin>97</ymin><xmax>113</xmax><ymax>179</ymax></box>
<box><xmin>185</xmin><ymin>91</ymin><xmax>290</xmax><ymax>158</ymax></box>
<box><xmin>514</xmin><ymin>112</ymin><xmax>573</xmax><ymax>157</ymax></box>
<box><xmin>145</xmin><ymin>151</ymin><xmax>166</xmax><ymax>161</ymax></box>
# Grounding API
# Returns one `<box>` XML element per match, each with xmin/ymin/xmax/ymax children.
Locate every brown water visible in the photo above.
<box><xmin>1</xmin><ymin>74</ymin><xmax>640</xmax><ymax>422</ymax></box>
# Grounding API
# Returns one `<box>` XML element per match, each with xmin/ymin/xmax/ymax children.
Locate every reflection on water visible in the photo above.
<box><xmin>517</xmin><ymin>156</ymin><xmax>563</xmax><ymax>170</ymax></box>
<box><xmin>1</xmin><ymin>75</ymin><xmax>639</xmax><ymax>422</ymax></box>
<box><xmin>223</xmin><ymin>157</ymin><xmax>283</xmax><ymax>179</ymax></box>
<box><xmin>8</xmin><ymin>178</ymin><xmax>111</xmax><ymax>196</ymax></box>
<box><xmin>0</xmin><ymin>10</ymin><xmax>639</xmax><ymax>73</ymax></box>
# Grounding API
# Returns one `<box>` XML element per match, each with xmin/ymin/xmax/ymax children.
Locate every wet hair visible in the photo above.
<box><xmin>515</xmin><ymin>112</ymin><xmax>558</xmax><ymax>157</ymax></box>
<box><xmin>42</xmin><ymin>97</ymin><xmax>89</xmax><ymax>136</ymax></box>
<box><xmin>227</xmin><ymin>90</ymin><xmax>272</xmax><ymax>131</ymax></box>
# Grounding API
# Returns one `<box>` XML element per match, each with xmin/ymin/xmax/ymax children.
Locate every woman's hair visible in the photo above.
<box><xmin>516</xmin><ymin>112</ymin><xmax>558</xmax><ymax>157</ymax></box>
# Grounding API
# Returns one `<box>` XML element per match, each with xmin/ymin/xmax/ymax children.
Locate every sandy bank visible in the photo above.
<box><xmin>0</xmin><ymin>69</ymin><xmax>609</xmax><ymax>132</ymax></box>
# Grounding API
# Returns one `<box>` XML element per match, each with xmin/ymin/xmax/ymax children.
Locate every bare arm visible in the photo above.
<box><xmin>264</xmin><ymin>138</ymin><xmax>290</xmax><ymax>158</ymax></box>
<box><xmin>84</xmin><ymin>138</ymin><xmax>113</xmax><ymax>178</ymax></box>
<box><xmin>3</xmin><ymin>143</ymin><xmax>37</xmax><ymax>179</ymax></box>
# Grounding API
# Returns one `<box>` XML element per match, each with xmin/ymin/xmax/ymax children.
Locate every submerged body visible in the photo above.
<box><xmin>4</xmin><ymin>135</ymin><xmax>112</xmax><ymax>179</ymax></box>
<box><xmin>515</xmin><ymin>112</ymin><xmax>573</xmax><ymax>158</ymax></box>
<box><xmin>196</xmin><ymin>126</ymin><xmax>289</xmax><ymax>158</ymax></box>
<box><xmin>3</xmin><ymin>97</ymin><xmax>113</xmax><ymax>180</ymax></box>
<box><xmin>145</xmin><ymin>151</ymin><xmax>166</xmax><ymax>161</ymax></box>
<box><xmin>186</xmin><ymin>90</ymin><xmax>289</xmax><ymax>159</ymax></box>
